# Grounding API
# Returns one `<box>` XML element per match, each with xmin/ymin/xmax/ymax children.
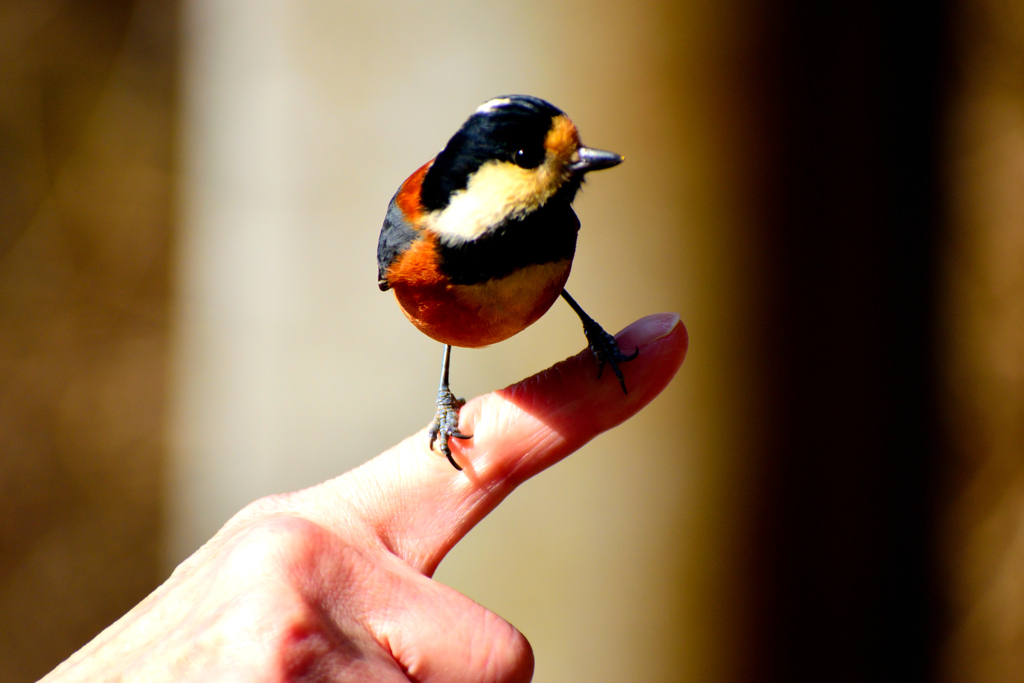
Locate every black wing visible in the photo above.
<box><xmin>376</xmin><ymin>193</ymin><xmax>418</xmax><ymax>291</ymax></box>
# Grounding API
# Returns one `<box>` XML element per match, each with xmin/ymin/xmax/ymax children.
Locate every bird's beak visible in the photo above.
<box><xmin>569</xmin><ymin>146</ymin><xmax>623</xmax><ymax>174</ymax></box>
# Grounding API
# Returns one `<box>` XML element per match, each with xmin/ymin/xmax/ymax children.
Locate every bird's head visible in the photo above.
<box><xmin>419</xmin><ymin>95</ymin><xmax>622</xmax><ymax>245</ymax></box>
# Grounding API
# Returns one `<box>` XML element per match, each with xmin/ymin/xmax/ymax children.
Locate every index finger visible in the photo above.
<box><xmin>309</xmin><ymin>313</ymin><xmax>686</xmax><ymax>574</ymax></box>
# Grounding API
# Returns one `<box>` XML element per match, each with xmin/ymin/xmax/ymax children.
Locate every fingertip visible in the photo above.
<box><xmin>452</xmin><ymin>312</ymin><xmax>687</xmax><ymax>476</ymax></box>
<box><xmin>618</xmin><ymin>312</ymin><xmax>688</xmax><ymax>397</ymax></box>
<box><xmin>575</xmin><ymin>311</ymin><xmax>687</xmax><ymax>416</ymax></box>
<box><xmin>497</xmin><ymin>311</ymin><xmax>686</xmax><ymax>410</ymax></box>
<box><xmin>615</xmin><ymin>312</ymin><xmax>686</xmax><ymax>360</ymax></box>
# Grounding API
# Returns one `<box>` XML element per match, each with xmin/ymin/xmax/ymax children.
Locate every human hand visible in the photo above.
<box><xmin>43</xmin><ymin>313</ymin><xmax>687</xmax><ymax>683</ymax></box>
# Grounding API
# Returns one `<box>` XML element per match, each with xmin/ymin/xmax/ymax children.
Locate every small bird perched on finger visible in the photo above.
<box><xmin>377</xmin><ymin>95</ymin><xmax>637</xmax><ymax>470</ymax></box>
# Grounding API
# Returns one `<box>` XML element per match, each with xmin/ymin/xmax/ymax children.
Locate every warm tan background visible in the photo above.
<box><xmin>0</xmin><ymin>1</ymin><xmax>1022</xmax><ymax>682</ymax></box>
<box><xmin>168</xmin><ymin>3</ymin><xmax>740</xmax><ymax>682</ymax></box>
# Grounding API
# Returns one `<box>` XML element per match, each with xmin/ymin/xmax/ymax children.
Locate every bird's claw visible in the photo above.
<box><xmin>428</xmin><ymin>387</ymin><xmax>471</xmax><ymax>470</ymax></box>
<box><xmin>581</xmin><ymin>318</ymin><xmax>639</xmax><ymax>394</ymax></box>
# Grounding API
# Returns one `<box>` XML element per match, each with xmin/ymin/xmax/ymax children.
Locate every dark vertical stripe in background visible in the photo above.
<box><xmin>737</xmin><ymin>2</ymin><xmax>947</xmax><ymax>681</ymax></box>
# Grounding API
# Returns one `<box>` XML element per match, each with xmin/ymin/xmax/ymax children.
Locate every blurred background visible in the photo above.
<box><xmin>0</xmin><ymin>0</ymin><xmax>1021</xmax><ymax>681</ymax></box>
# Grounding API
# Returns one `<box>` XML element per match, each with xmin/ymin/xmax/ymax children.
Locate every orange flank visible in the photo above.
<box><xmin>390</xmin><ymin>258</ymin><xmax>573</xmax><ymax>348</ymax></box>
<box><xmin>385</xmin><ymin>230</ymin><xmax>446</xmax><ymax>288</ymax></box>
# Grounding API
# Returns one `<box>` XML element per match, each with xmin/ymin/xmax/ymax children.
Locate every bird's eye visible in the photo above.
<box><xmin>513</xmin><ymin>147</ymin><xmax>543</xmax><ymax>168</ymax></box>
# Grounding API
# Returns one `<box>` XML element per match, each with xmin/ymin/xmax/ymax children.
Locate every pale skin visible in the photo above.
<box><xmin>42</xmin><ymin>313</ymin><xmax>687</xmax><ymax>683</ymax></box>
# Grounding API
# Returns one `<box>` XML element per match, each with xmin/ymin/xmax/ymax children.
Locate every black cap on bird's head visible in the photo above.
<box><xmin>419</xmin><ymin>95</ymin><xmax>622</xmax><ymax>214</ymax></box>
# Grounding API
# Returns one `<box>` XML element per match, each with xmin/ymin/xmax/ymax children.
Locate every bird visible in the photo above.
<box><xmin>377</xmin><ymin>95</ymin><xmax>637</xmax><ymax>470</ymax></box>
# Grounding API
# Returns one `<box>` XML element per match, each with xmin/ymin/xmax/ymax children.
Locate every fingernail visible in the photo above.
<box><xmin>617</xmin><ymin>313</ymin><xmax>682</xmax><ymax>349</ymax></box>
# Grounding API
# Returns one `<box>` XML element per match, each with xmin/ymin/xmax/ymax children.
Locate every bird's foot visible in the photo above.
<box><xmin>581</xmin><ymin>318</ymin><xmax>640</xmax><ymax>394</ymax></box>
<box><xmin>428</xmin><ymin>387</ymin><xmax>472</xmax><ymax>470</ymax></box>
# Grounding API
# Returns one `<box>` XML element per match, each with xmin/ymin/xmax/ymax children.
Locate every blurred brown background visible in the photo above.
<box><xmin>0</xmin><ymin>1</ymin><xmax>173</xmax><ymax>680</ymax></box>
<box><xmin>0</xmin><ymin>0</ymin><xmax>1022</xmax><ymax>682</ymax></box>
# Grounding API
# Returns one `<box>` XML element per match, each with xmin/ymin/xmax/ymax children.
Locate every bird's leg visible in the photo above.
<box><xmin>561</xmin><ymin>290</ymin><xmax>639</xmax><ymax>394</ymax></box>
<box><xmin>427</xmin><ymin>344</ymin><xmax>472</xmax><ymax>470</ymax></box>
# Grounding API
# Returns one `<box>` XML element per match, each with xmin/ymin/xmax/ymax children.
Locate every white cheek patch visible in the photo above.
<box><xmin>425</xmin><ymin>159</ymin><xmax>566</xmax><ymax>245</ymax></box>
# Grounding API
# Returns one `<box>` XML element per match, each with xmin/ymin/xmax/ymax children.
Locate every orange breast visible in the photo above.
<box><xmin>391</xmin><ymin>259</ymin><xmax>572</xmax><ymax>348</ymax></box>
